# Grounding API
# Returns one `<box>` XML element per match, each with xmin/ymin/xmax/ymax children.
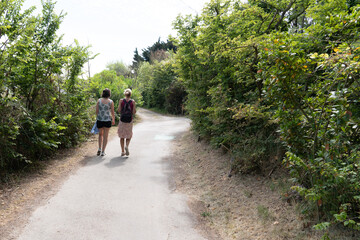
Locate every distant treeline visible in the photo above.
<box><xmin>132</xmin><ymin>39</ymin><xmax>185</xmax><ymax>115</ymax></box>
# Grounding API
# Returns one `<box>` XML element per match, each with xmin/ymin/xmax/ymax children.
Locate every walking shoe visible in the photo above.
<box><xmin>121</xmin><ymin>152</ymin><xmax>126</xmax><ymax>156</ymax></box>
<box><xmin>101</xmin><ymin>152</ymin><xmax>106</xmax><ymax>156</ymax></box>
<box><xmin>97</xmin><ymin>150</ymin><xmax>101</xmax><ymax>156</ymax></box>
<box><xmin>125</xmin><ymin>146</ymin><xmax>129</xmax><ymax>156</ymax></box>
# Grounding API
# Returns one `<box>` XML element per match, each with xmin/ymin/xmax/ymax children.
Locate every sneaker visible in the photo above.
<box><xmin>121</xmin><ymin>152</ymin><xmax>126</xmax><ymax>156</ymax></box>
<box><xmin>97</xmin><ymin>150</ymin><xmax>101</xmax><ymax>156</ymax></box>
<box><xmin>101</xmin><ymin>152</ymin><xmax>106</xmax><ymax>156</ymax></box>
<box><xmin>125</xmin><ymin>146</ymin><xmax>129</xmax><ymax>156</ymax></box>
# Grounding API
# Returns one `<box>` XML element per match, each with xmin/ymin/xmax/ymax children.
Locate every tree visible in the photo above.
<box><xmin>131</xmin><ymin>48</ymin><xmax>144</xmax><ymax>71</ymax></box>
<box><xmin>89</xmin><ymin>69</ymin><xmax>143</xmax><ymax>112</ymax></box>
<box><xmin>136</xmin><ymin>54</ymin><xmax>185</xmax><ymax>114</ymax></box>
<box><xmin>106</xmin><ymin>61</ymin><xmax>130</xmax><ymax>77</ymax></box>
<box><xmin>0</xmin><ymin>0</ymin><xmax>94</xmax><ymax>173</ymax></box>
<box><xmin>141</xmin><ymin>38</ymin><xmax>177</xmax><ymax>63</ymax></box>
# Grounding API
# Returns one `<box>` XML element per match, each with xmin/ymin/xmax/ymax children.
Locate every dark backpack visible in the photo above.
<box><xmin>120</xmin><ymin>99</ymin><xmax>133</xmax><ymax>123</ymax></box>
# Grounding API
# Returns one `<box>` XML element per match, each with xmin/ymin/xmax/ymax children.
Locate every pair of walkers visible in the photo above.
<box><xmin>95</xmin><ymin>88</ymin><xmax>136</xmax><ymax>156</ymax></box>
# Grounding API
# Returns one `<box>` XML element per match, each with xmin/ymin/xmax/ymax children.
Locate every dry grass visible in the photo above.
<box><xmin>169</xmin><ymin>132</ymin><xmax>360</xmax><ymax>240</ymax></box>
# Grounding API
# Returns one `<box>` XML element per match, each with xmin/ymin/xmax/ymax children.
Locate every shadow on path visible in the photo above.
<box><xmin>105</xmin><ymin>156</ymin><xmax>128</xmax><ymax>168</ymax></box>
<box><xmin>81</xmin><ymin>155</ymin><xmax>106</xmax><ymax>166</ymax></box>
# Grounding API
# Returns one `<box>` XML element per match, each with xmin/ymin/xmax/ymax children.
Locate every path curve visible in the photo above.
<box><xmin>17</xmin><ymin>109</ymin><xmax>206</xmax><ymax>240</ymax></box>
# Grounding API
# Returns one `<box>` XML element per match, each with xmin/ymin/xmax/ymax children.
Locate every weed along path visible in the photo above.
<box><xmin>16</xmin><ymin>109</ymin><xmax>207</xmax><ymax>240</ymax></box>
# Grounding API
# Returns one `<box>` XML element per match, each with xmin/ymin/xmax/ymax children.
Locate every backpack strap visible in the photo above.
<box><xmin>121</xmin><ymin>99</ymin><xmax>128</xmax><ymax>113</ymax></box>
<box><xmin>123</xmin><ymin>99</ymin><xmax>132</xmax><ymax>105</ymax></box>
<box><xmin>127</xmin><ymin>100</ymin><xmax>133</xmax><ymax>110</ymax></box>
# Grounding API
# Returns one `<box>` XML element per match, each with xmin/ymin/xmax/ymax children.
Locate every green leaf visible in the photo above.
<box><xmin>314</xmin><ymin>222</ymin><xmax>331</xmax><ymax>230</ymax></box>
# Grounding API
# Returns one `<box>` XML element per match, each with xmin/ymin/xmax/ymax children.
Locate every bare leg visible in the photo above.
<box><xmin>98</xmin><ymin>128</ymin><xmax>104</xmax><ymax>150</ymax></box>
<box><xmin>126</xmin><ymin>138</ymin><xmax>131</xmax><ymax>147</ymax></box>
<box><xmin>120</xmin><ymin>138</ymin><xmax>125</xmax><ymax>153</ymax></box>
<box><xmin>102</xmin><ymin>127</ymin><xmax>110</xmax><ymax>152</ymax></box>
<box><xmin>125</xmin><ymin>138</ymin><xmax>131</xmax><ymax>156</ymax></box>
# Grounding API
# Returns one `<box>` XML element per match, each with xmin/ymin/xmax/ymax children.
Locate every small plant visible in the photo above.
<box><xmin>257</xmin><ymin>205</ymin><xmax>273</xmax><ymax>222</ymax></box>
<box><xmin>269</xmin><ymin>181</ymin><xmax>276</xmax><ymax>192</ymax></box>
<box><xmin>201</xmin><ymin>211</ymin><xmax>211</xmax><ymax>218</ymax></box>
<box><xmin>243</xmin><ymin>189</ymin><xmax>253</xmax><ymax>198</ymax></box>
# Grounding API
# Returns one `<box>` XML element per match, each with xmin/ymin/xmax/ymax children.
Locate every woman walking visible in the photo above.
<box><xmin>118</xmin><ymin>88</ymin><xmax>136</xmax><ymax>156</ymax></box>
<box><xmin>96</xmin><ymin>88</ymin><xmax>115</xmax><ymax>156</ymax></box>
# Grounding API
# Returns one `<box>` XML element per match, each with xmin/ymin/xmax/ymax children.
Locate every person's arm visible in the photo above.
<box><xmin>132</xmin><ymin>101</ymin><xmax>136</xmax><ymax>115</ymax></box>
<box><xmin>118</xmin><ymin>99</ymin><xmax>123</xmax><ymax>113</ymax></box>
<box><xmin>111</xmin><ymin>101</ymin><xmax>115</xmax><ymax>125</ymax></box>
<box><xmin>96</xmin><ymin>99</ymin><xmax>99</xmax><ymax>116</ymax></box>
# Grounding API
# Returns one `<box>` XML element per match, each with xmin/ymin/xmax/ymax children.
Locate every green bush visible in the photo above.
<box><xmin>258</xmin><ymin>2</ymin><xmax>360</xmax><ymax>230</ymax></box>
<box><xmin>165</xmin><ymin>79</ymin><xmax>187</xmax><ymax>114</ymax></box>
<box><xmin>0</xmin><ymin>0</ymin><xmax>94</xmax><ymax>176</ymax></box>
<box><xmin>136</xmin><ymin>54</ymin><xmax>186</xmax><ymax>114</ymax></box>
<box><xmin>173</xmin><ymin>0</ymin><xmax>360</xmax><ymax>230</ymax></box>
<box><xmin>0</xmin><ymin>97</ymin><xmax>23</xmax><ymax>170</ymax></box>
<box><xmin>173</xmin><ymin>0</ymin><xmax>285</xmax><ymax>173</ymax></box>
<box><xmin>89</xmin><ymin>69</ymin><xmax>143</xmax><ymax>115</ymax></box>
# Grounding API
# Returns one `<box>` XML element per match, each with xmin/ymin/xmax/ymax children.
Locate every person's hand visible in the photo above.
<box><xmin>112</xmin><ymin>120</ymin><xmax>115</xmax><ymax>125</ymax></box>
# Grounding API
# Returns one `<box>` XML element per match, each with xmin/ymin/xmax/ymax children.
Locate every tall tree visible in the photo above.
<box><xmin>141</xmin><ymin>38</ymin><xmax>177</xmax><ymax>63</ymax></box>
<box><xmin>131</xmin><ymin>48</ymin><xmax>144</xmax><ymax>71</ymax></box>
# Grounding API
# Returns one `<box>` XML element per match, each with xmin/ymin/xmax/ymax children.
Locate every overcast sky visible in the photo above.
<box><xmin>22</xmin><ymin>0</ymin><xmax>209</xmax><ymax>76</ymax></box>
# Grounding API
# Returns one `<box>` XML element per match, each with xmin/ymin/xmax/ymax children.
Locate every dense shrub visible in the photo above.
<box><xmin>173</xmin><ymin>0</ymin><xmax>360</xmax><ymax>230</ymax></box>
<box><xmin>173</xmin><ymin>1</ymin><xmax>286</xmax><ymax>173</ymax></box>
<box><xmin>165</xmin><ymin>80</ymin><xmax>186</xmax><ymax>114</ymax></box>
<box><xmin>259</xmin><ymin>3</ymin><xmax>360</xmax><ymax>229</ymax></box>
<box><xmin>136</xmin><ymin>54</ymin><xmax>186</xmax><ymax>114</ymax></box>
<box><xmin>0</xmin><ymin>1</ymin><xmax>94</xmax><ymax>175</ymax></box>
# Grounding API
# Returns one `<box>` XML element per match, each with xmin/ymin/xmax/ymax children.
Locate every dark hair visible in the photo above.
<box><xmin>102</xmin><ymin>88</ymin><xmax>111</xmax><ymax>98</ymax></box>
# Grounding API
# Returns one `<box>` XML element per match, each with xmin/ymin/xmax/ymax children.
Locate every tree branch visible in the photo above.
<box><xmin>288</xmin><ymin>6</ymin><xmax>308</xmax><ymax>25</ymax></box>
<box><xmin>265</xmin><ymin>9</ymin><xmax>279</xmax><ymax>33</ymax></box>
<box><xmin>274</xmin><ymin>0</ymin><xmax>297</xmax><ymax>30</ymax></box>
<box><xmin>259</xmin><ymin>1</ymin><xmax>280</xmax><ymax>11</ymax></box>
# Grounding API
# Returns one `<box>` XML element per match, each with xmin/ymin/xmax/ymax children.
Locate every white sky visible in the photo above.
<box><xmin>22</xmin><ymin>0</ymin><xmax>209</xmax><ymax>76</ymax></box>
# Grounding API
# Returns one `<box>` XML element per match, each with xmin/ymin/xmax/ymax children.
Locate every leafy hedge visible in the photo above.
<box><xmin>136</xmin><ymin>54</ymin><xmax>186</xmax><ymax>115</ymax></box>
<box><xmin>173</xmin><ymin>1</ymin><xmax>285</xmax><ymax>173</ymax></box>
<box><xmin>0</xmin><ymin>1</ymin><xmax>94</xmax><ymax>174</ymax></box>
<box><xmin>173</xmin><ymin>0</ymin><xmax>360</xmax><ymax>231</ymax></box>
<box><xmin>259</xmin><ymin>4</ymin><xmax>360</xmax><ymax>229</ymax></box>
